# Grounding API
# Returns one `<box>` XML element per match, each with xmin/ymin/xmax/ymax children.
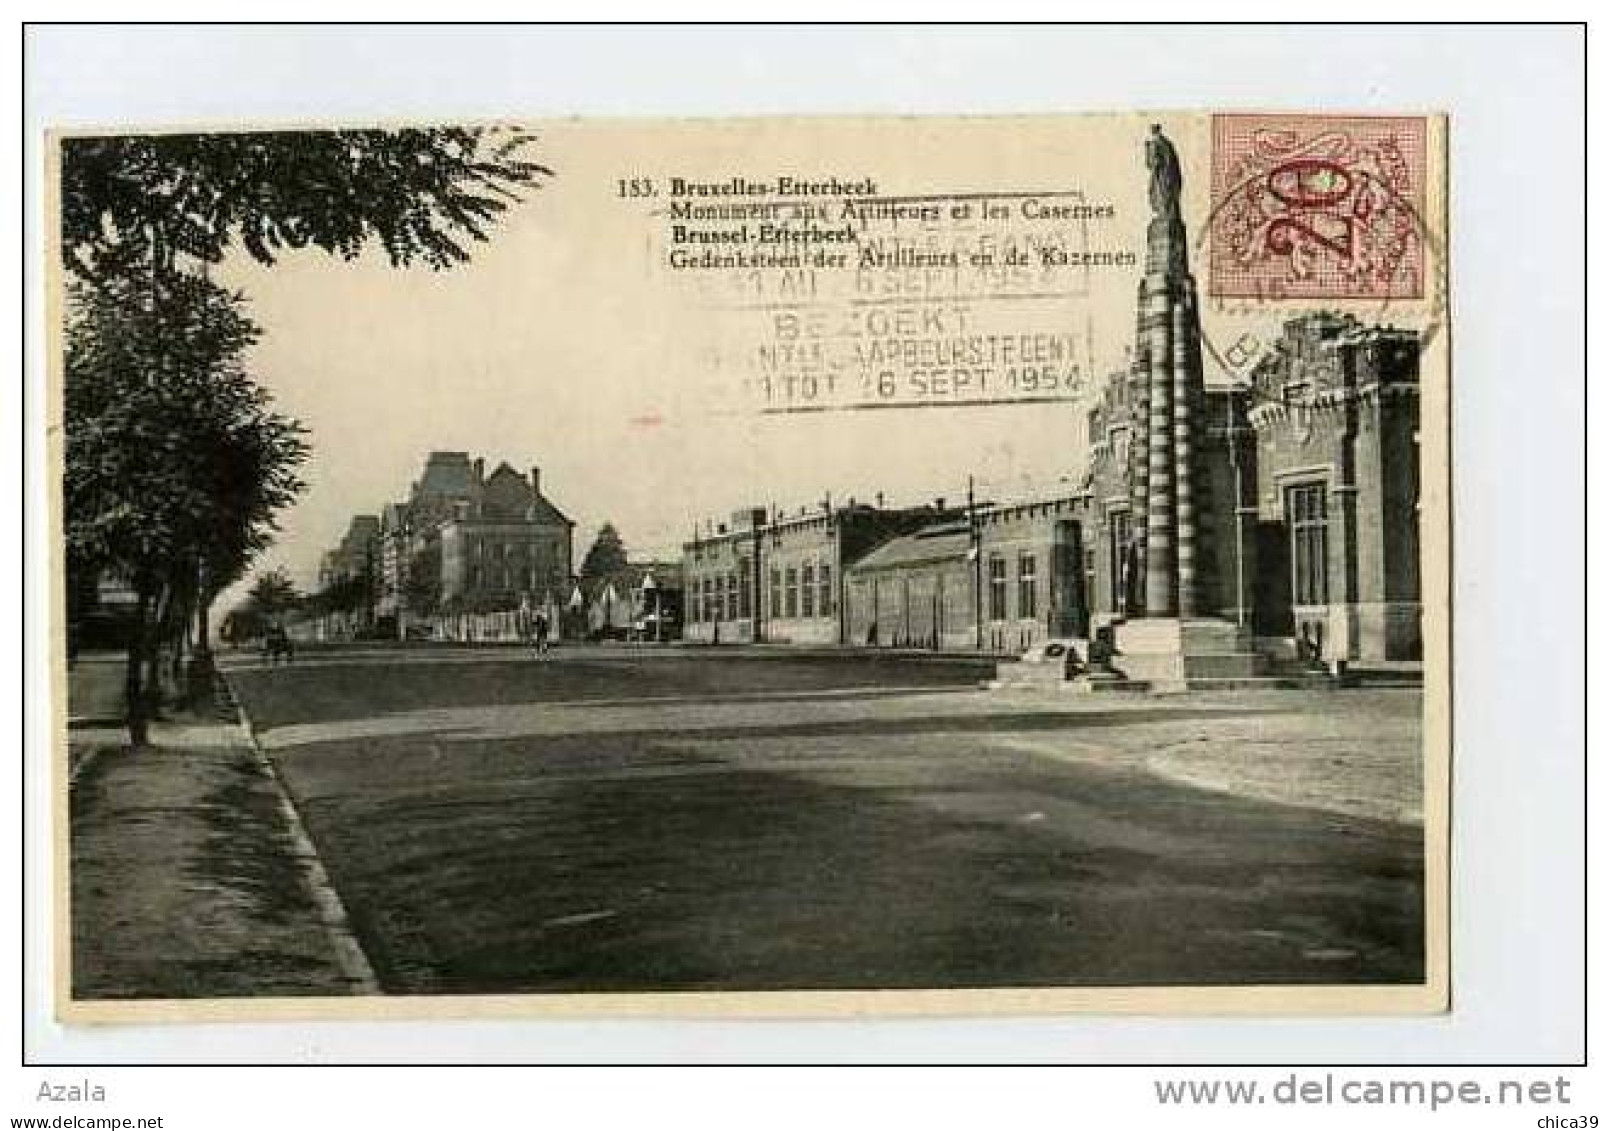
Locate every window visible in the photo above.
<box><xmin>769</xmin><ymin>568</ymin><xmax>782</xmax><ymax>618</ymax></box>
<box><xmin>784</xmin><ymin>567</ymin><xmax>799</xmax><ymax>618</ymax></box>
<box><xmin>988</xmin><ymin>555</ymin><xmax>1008</xmax><ymax>621</ymax></box>
<box><xmin>726</xmin><ymin>572</ymin><xmax>739</xmax><ymax>621</ymax></box>
<box><xmin>1018</xmin><ymin>553</ymin><xmax>1037</xmax><ymax>619</ymax></box>
<box><xmin>801</xmin><ymin>563</ymin><xmax>815</xmax><ymax>618</ymax></box>
<box><xmin>819</xmin><ymin>564</ymin><xmax>833</xmax><ymax>617</ymax></box>
<box><xmin>1287</xmin><ymin>483</ymin><xmax>1329</xmax><ymax>605</ymax></box>
<box><xmin>737</xmin><ymin>560</ymin><xmax>752</xmax><ymax>619</ymax></box>
<box><xmin>1108</xmin><ymin>509</ymin><xmax>1133</xmax><ymax>613</ymax></box>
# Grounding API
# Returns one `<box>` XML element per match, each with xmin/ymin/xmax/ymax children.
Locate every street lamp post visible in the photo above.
<box><xmin>641</xmin><ymin>571</ymin><xmax>659</xmax><ymax>644</ymax></box>
<box><xmin>968</xmin><ymin>475</ymin><xmax>983</xmax><ymax>652</ymax></box>
<box><xmin>1227</xmin><ymin>391</ymin><xmax>1247</xmax><ymax>628</ymax></box>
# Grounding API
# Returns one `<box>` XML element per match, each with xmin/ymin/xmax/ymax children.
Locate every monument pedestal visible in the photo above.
<box><xmin>1110</xmin><ymin>617</ymin><xmax>1275</xmax><ymax>692</ymax></box>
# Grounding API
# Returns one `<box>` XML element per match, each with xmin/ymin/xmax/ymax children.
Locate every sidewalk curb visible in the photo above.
<box><xmin>225</xmin><ymin>677</ymin><xmax>383</xmax><ymax>996</ymax></box>
<box><xmin>68</xmin><ymin>743</ymin><xmax>105</xmax><ymax>791</ymax></box>
<box><xmin>67</xmin><ymin>727</ymin><xmax>127</xmax><ymax>791</ymax></box>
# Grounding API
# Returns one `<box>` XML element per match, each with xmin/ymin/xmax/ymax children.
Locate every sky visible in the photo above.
<box><xmin>205</xmin><ymin>114</ymin><xmax>1314</xmax><ymax>604</ymax></box>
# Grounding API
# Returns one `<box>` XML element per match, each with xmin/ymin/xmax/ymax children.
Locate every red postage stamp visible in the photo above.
<box><xmin>1209</xmin><ymin>114</ymin><xmax>1427</xmax><ymax>300</ymax></box>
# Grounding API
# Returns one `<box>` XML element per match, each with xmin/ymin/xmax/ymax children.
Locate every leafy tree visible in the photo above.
<box><xmin>64</xmin><ymin>274</ymin><xmax>308</xmax><ymax>744</ymax></box>
<box><xmin>579</xmin><ymin>523</ymin><xmax>629</xmax><ymax>583</ymax></box>
<box><xmin>311</xmin><ymin>571</ymin><xmax>368</xmax><ymax>616</ymax></box>
<box><xmin>245</xmin><ymin>568</ymin><xmax>300</xmax><ymax>620</ymax></box>
<box><xmin>403</xmin><ymin>541</ymin><xmax>442</xmax><ymax>619</ymax></box>
<box><xmin>60</xmin><ymin>125</ymin><xmax>546</xmax><ymax>732</ymax></box>
<box><xmin>60</xmin><ymin>127</ymin><xmax>551</xmax><ymax>281</ymax></box>
<box><xmin>227</xmin><ymin>568</ymin><xmax>302</xmax><ymax>640</ymax></box>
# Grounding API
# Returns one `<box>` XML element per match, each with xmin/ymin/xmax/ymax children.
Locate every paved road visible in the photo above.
<box><xmin>226</xmin><ymin>646</ymin><xmax>1425</xmax><ymax>994</ymax></box>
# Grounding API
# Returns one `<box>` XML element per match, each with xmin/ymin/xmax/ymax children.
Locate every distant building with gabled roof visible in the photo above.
<box><xmin>376</xmin><ymin>452</ymin><xmax>574</xmax><ymax>633</ymax></box>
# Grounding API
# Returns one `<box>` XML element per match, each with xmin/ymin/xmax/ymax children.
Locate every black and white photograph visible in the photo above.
<box><xmin>17</xmin><ymin>16</ymin><xmax>1598</xmax><ymax>1129</ymax></box>
<box><xmin>50</xmin><ymin>108</ymin><xmax>1449</xmax><ymax>1015</ymax></box>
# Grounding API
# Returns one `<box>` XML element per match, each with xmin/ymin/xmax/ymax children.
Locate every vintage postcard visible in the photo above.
<box><xmin>49</xmin><ymin>111</ymin><xmax>1449</xmax><ymax>1020</ymax></box>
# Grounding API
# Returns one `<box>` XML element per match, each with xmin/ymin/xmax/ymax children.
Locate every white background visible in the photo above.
<box><xmin>11</xmin><ymin>14</ymin><xmax>1592</xmax><ymax>1123</ymax></box>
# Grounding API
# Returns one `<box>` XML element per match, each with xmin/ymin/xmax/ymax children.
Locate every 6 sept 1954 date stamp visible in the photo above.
<box><xmin>1208</xmin><ymin>113</ymin><xmax>1428</xmax><ymax>301</ymax></box>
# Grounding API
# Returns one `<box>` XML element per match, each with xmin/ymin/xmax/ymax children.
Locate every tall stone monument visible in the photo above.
<box><xmin>1133</xmin><ymin>123</ymin><xmax>1213</xmax><ymax>617</ymax></box>
<box><xmin>1110</xmin><ymin>126</ymin><xmax>1266</xmax><ymax>690</ymax></box>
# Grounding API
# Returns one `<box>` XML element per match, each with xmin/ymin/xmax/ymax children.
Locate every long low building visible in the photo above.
<box><xmin>683</xmin><ymin>493</ymin><xmax>1092</xmax><ymax>655</ymax></box>
<box><xmin>681</xmin><ymin>313</ymin><xmax>1422</xmax><ymax>664</ymax></box>
<box><xmin>845</xmin><ymin>496</ymin><xmax>1091</xmax><ymax>655</ymax></box>
<box><xmin>682</xmin><ymin>500</ymin><xmax>959</xmax><ymax>646</ymax></box>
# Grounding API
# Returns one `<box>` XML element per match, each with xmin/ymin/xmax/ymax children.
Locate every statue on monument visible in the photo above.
<box><xmin>1146</xmin><ymin>123</ymin><xmax>1183</xmax><ymax>220</ymax></box>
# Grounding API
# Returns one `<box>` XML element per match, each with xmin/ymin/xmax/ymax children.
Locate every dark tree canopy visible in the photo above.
<box><xmin>579</xmin><ymin>523</ymin><xmax>629</xmax><ymax>582</ymax></box>
<box><xmin>246</xmin><ymin>569</ymin><xmax>300</xmax><ymax>617</ymax></box>
<box><xmin>65</xmin><ymin>271</ymin><xmax>308</xmax><ymax>742</ymax></box>
<box><xmin>404</xmin><ymin>540</ymin><xmax>443</xmax><ymax>617</ymax></box>
<box><xmin>307</xmin><ymin>571</ymin><xmax>369</xmax><ymax>617</ymax></box>
<box><xmin>60</xmin><ymin>124</ymin><xmax>547</xmax><ymax>740</ymax></box>
<box><xmin>61</xmin><ymin>127</ymin><xmax>551</xmax><ymax>280</ymax></box>
<box><xmin>226</xmin><ymin>567</ymin><xmax>301</xmax><ymax>640</ymax></box>
<box><xmin>63</xmin><ymin>272</ymin><xmax>309</xmax><ymax>591</ymax></box>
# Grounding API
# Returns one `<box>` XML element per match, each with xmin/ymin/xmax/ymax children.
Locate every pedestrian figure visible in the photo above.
<box><xmin>533</xmin><ymin>612</ymin><xmax>549</xmax><ymax>657</ymax></box>
<box><xmin>1298</xmin><ymin>623</ymin><xmax>1324</xmax><ymax>667</ymax></box>
<box><xmin>263</xmin><ymin>623</ymin><xmax>294</xmax><ymax>665</ymax></box>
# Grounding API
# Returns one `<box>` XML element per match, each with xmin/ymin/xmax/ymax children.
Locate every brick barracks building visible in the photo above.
<box><xmin>845</xmin><ymin>496</ymin><xmax>1090</xmax><ymax>655</ymax></box>
<box><xmin>1081</xmin><ymin>309</ymin><xmax>1421</xmax><ymax>665</ymax></box>
<box><xmin>679</xmin><ymin>125</ymin><xmax>1421</xmax><ymax>675</ymax></box>
<box><xmin>681</xmin><ymin>492</ymin><xmax>1092</xmax><ymax>655</ymax></box>
<box><xmin>681</xmin><ymin>499</ymin><xmax>960</xmax><ymax>646</ymax></box>
<box><xmin>687</xmin><ymin>304</ymin><xmax>1420</xmax><ymax>671</ymax></box>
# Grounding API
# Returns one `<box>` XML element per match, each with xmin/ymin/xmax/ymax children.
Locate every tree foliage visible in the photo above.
<box><xmin>579</xmin><ymin>523</ymin><xmax>629</xmax><ymax>582</ymax></box>
<box><xmin>61</xmin><ymin>127</ymin><xmax>551</xmax><ymax>281</ymax></box>
<box><xmin>224</xmin><ymin>567</ymin><xmax>301</xmax><ymax>643</ymax></box>
<box><xmin>64</xmin><ymin>273</ymin><xmax>308</xmax><ymax>590</ymax></box>
<box><xmin>60</xmin><ymin>124</ymin><xmax>547</xmax><ymax>739</ymax></box>
<box><xmin>403</xmin><ymin>540</ymin><xmax>442</xmax><ymax>618</ymax></box>
<box><xmin>246</xmin><ymin>568</ymin><xmax>301</xmax><ymax>617</ymax></box>
<box><xmin>64</xmin><ymin>273</ymin><xmax>308</xmax><ymax>741</ymax></box>
<box><xmin>307</xmin><ymin>570</ymin><xmax>369</xmax><ymax>617</ymax></box>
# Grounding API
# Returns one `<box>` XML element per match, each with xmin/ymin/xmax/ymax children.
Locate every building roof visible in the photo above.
<box><xmin>580</xmin><ymin>560</ymin><xmax>681</xmax><ymax>602</ymax></box>
<box><xmin>381</xmin><ymin>501</ymin><xmax>409</xmax><ymax>529</ymax></box>
<box><xmin>628</xmin><ymin>561</ymin><xmax>683</xmax><ymax>590</ymax></box>
<box><xmin>851</xmin><ymin>522</ymin><xmax>973</xmax><ymax>573</ymax></box>
<box><xmin>403</xmin><ymin>451</ymin><xmax>573</xmax><ymax>530</ymax></box>
<box><xmin>527</xmin><ymin>493</ymin><xmax>573</xmax><ymax>528</ymax></box>
<box><xmin>412</xmin><ymin>451</ymin><xmax>478</xmax><ymax>499</ymax></box>
<box><xmin>338</xmin><ymin>515</ymin><xmax>379</xmax><ymax>553</ymax></box>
